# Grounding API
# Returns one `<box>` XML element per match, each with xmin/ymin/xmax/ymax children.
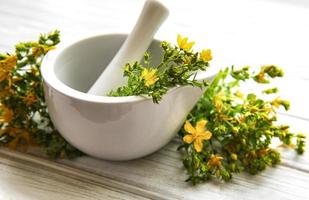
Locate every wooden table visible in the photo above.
<box><xmin>1</xmin><ymin>0</ymin><xmax>309</xmax><ymax>199</ymax></box>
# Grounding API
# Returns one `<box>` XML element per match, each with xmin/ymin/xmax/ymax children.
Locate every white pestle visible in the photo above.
<box><xmin>87</xmin><ymin>0</ymin><xmax>169</xmax><ymax>95</ymax></box>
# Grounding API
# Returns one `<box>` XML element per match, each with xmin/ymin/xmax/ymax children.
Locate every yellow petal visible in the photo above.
<box><xmin>186</xmin><ymin>41</ymin><xmax>195</xmax><ymax>50</ymax></box>
<box><xmin>194</xmin><ymin>139</ymin><xmax>203</xmax><ymax>152</ymax></box>
<box><xmin>141</xmin><ymin>68</ymin><xmax>148</xmax><ymax>78</ymax></box>
<box><xmin>182</xmin><ymin>37</ymin><xmax>188</xmax><ymax>46</ymax></box>
<box><xmin>184</xmin><ymin>120</ymin><xmax>195</xmax><ymax>134</ymax></box>
<box><xmin>148</xmin><ymin>69</ymin><xmax>156</xmax><ymax>77</ymax></box>
<box><xmin>196</xmin><ymin>120</ymin><xmax>207</xmax><ymax>134</ymax></box>
<box><xmin>183</xmin><ymin>134</ymin><xmax>194</xmax><ymax>144</ymax></box>
<box><xmin>145</xmin><ymin>76</ymin><xmax>158</xmax><ymax>87</ymax></box>
<box><xmin>199</xmin><ymin>130</ymin><xmax>212</xmax><ymax>141</ymax></box>
<box><xmin>177</xmin><ymin>34</ymin><xmax>182</xmax><ymax>47</ymax></box>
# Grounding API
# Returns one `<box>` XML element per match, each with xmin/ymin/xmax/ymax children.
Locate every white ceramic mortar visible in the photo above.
<box><xmin>41</xmin><ymin>33</ymin><xmax>215</xmax><ymax>160</ymax></box>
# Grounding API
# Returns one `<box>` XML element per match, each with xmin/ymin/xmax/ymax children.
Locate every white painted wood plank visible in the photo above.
<box><xmin>66</xmin><ymin>151</ymin><xmax>308</xmax><ymax>200</ymax></box>
<box><xmin>0</xmin><ymin>151</ymin><xmax>148</xmax><ymax>200</ymax></box>
<box><xmin>1</xmin><ymin>140</ymin><xmax>309</xmax><ymax>200</ymax></box>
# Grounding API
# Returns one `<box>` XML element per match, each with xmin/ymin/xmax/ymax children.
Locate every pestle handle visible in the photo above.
<box><xmin>88</xmin><ymin>0</ymin><xmax>169</xmax><ymax>95</ymax></box>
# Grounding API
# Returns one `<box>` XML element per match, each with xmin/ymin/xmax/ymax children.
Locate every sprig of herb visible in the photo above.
<box><xmin>0</xmin><ymin>31</ymin><xmax>82</xmax><ymax>158</ymax></box>
<box><xmin>110</xmin><ymin>35</ymin><xmax>306</xmax><ymax>184</ymax></box>
<box><xmin>109</xmin><ymin>34</ymin><xmax>211</xmax><ymax>103</ymax></box>
<box><xmin>178</xmin><ymin>66</ymin><xmax>306</xmax><ymax>184</ymax></box>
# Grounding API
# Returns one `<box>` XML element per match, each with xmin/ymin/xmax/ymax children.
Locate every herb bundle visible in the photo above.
<box><xmin>0</xmin><ymin>32</ymin><xmax>305</xmax><ymax>184</ymax></box>
<box><xmin>178</xmin><ymin>66</ymin><xmax>305</xmax><ymax>184</ymax></box>
<box><xmin>109</xmin><ymin>35</ymin><xmax>211</xmax><ymax>103</ymax></box>
<box><xmin>109</xmin><ymin>35</ymin><xmax>305</xmax><ymax>183</ymax></box>
<box><xmin>0</xmin><ymin>31</ymin><xmax>82</xmax><ymax>158</ymax></box>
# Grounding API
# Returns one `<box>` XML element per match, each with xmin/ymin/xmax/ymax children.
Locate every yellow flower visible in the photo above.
<box><xmin>141</xmin><ymin>68</ymin><xmax>159</xmax><ymax>87</ymax></box>
<box><xmin>199</xmin><ymin>49</ymin><xmax>212</xmax><ymax>62</ymax></box>
<box><xmin>207</xmin><ymin>154</ymin><xmax>223</xmax><ymax>168</ymax></box>
<box><xmin>177</xmin><ymin>34</ymin><xmax>195</xmax><ymax>51</ymax></box>
<box><xmin>183</xmin><ymin>120</ymin><xmax>212</xmax><ymax>152</ymax></box>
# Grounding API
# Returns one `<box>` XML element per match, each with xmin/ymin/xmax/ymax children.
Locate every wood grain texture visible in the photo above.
<box><xmin>1</xmin><ymin>0</ymin><xmax>309</xmax><ymax>199</ymax></box>
<box><xmin>0</xmin><ymin>150</ymin><xmax>148</xmax><ymax>200</ymax></box>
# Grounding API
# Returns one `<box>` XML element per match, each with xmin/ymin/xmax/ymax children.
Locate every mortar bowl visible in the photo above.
<box><xmin>41</xmin><ymin>33</ymin><xmax>215</xmax><ymax>160</ymax></box>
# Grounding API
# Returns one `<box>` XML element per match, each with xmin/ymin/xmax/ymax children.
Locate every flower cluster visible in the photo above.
<box><xmin>0</xmin><ymin>31</ymin><xmax>82</xmax><ymax>158</ymax></box>
<box><xmin>109</xmin><ymin>35</ymin><xmax>305</xmax><ymax>184</ymax></box>
<box><xmin>179</xmin><ymin>66</ymin><xmax>306</xmax><ymax>184</ymax></box>
<box><xmin>109</xmin><ymin>35</ymin><xmax>212</xmax><ymax>103</ymax></box>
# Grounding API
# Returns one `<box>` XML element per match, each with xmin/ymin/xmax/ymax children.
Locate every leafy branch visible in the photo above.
<box><xmin>0</xmin><ymin>31</ymin><xmax>82</xmax><ymax>158</ymax></box>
